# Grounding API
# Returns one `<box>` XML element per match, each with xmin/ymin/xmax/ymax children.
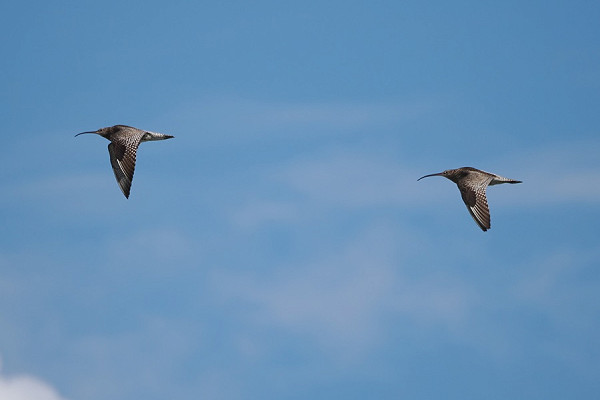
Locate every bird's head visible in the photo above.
<box><xmin>75</xmin><ymin>125</ymin><xmax>126</xmax><ymax>138</ymax></box>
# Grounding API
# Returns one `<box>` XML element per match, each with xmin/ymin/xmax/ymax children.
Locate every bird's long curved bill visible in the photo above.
<box><xmin>417</xmin><ymin>172</ymin><xmax>443</xmax><ymax>181</ymax></box>
<box><xmin>74</xmin><ymin>131</ymin><xmax>96</xmax><ymax>137</ymax></box>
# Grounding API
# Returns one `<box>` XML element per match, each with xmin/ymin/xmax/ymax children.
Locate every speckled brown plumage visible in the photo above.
<box><xmin>76</xmin><ymin>125</ymin><xmax>174</xmax><ymax>198</ymax></box>
<box><xmin>418</xmin><ymin>167</ymin><xmax>521</xmax><ymax>231</ymax></box>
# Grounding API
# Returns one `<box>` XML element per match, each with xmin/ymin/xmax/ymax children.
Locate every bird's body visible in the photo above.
<box><xmin>75</xmin><ymin>125</ymin><xmax>174</xmax><ymax>198</ymax></box>
<box><xmin>418</xmin><ymin>167</ymin><xmax>521</xmax><ymax>231</ymax></box>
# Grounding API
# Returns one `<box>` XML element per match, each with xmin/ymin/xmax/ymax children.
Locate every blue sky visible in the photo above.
<box><xmin>1</xmin><ymin>0</ymin><xmax>600</xmax><ymax>399</ymax></box>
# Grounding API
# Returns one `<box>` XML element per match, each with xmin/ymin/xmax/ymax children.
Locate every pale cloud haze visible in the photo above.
<box><xmin>1</xmin><ymin>1</ymin><xmax>599</xmax><ymax>400</ymax></box>
<box><xmin>0</xmin><ymin>359</ymin><xmax>67</xmax><ymax>400</ymax></box>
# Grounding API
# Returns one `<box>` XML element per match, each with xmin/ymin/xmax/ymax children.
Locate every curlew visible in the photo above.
<box><xmin>76</xmin><ymin>125</ymin><xmax>173</xmax><ymax>198</ymax></box>
<box><xmin>418</xmin><ymin>167</ymin><xmax>521</xmax><ymax>231</ymax></box>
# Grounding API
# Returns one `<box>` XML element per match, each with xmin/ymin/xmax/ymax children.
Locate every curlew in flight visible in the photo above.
<box><xmin>76</xmin><ymin>125</ymin><xmax>174</xmax><ymax>198</ymax></box>
<box><xmin>418</xmin><ymin>167</ymin><xmax>521</xmax><ymax>231</ymax></box>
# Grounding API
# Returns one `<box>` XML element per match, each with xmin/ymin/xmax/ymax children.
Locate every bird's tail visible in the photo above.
<box><xmin>141</xmin><ymin>132</ymin><xmax>175</xmax><ymax>141</ymax></box>
<box><xmin>490</xmin><ymin>176</ymin><xmax>522</xmax><ymax>185</ymax></box>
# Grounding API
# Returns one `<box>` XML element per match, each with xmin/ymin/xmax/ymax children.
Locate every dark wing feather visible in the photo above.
<box><xmin>107</xmin><ymin>136</ymin><xmax>142</xmax><ymax>198</ymax></box>
<box><xmin>458</xmin><ymin>180</ymin><xmax>491</xmax><ymax>231</ymax></box>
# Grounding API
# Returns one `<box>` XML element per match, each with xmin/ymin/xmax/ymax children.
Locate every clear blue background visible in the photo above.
<box><xmin>1</xmin><ymin>1</ymin><xmax>599</xmax><ymax>399</ymax></box>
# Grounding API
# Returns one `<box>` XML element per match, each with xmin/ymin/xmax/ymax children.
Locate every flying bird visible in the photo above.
<box><xmin>418</xmin><ymin>167</ymin><xmax>521</xmax><ymax>231</ymax></box>
<box><xmin>75</xmin><ymin>125</ymin><xmax>174</xmax><ymax>198</ymax></box>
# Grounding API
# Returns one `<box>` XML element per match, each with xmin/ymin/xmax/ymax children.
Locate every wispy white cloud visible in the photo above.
<box><xmin>0</xmin><ymin>358</ymin><xmax>67</xmax><ymax>400</ymax></box>
<box><xmin>242</xmin><ymin>101</ymin><xmax>429</xmax><ymax>130</ymax></box>
<box><xmin>274</xmin><ymin>150</ymin><xmax>424</xmax><ymax>208</ymax></box>
<box><xmin>258</xmin><ymin>138</ymin><xmax>600</xmax><ymax>219</ymax></box>
<box><xmin>66</xmin><ymin>316</ymin><xmax>244</xmax><ymax>400</ymax></box>
<box><xmin>223</xmin><ymin>149</ymin><xmax>430</xmax><ymax>230</ymax></box>
<box><xmin>212</xmin><ymin>223</ymin><xmax>472</xmax><ymax>360</ymax></box>
<box><xmin>498</xmin><ymin>139</ymin><xmax>600</xmax><ymax>205</ymax></box>
<box><xmin>512</xmin><ymin>247</ymin><xmax>600</xmax><ymax>314</ymax></box>
<box><xmin>160</xmin><ymin>96</ymin><xmax>441</xmax><ymax>144</ymax></box>
<box><xmin>106</xmin><ymin>228</ymin><xmax>196</xmax><ymax>268</ymax></box>
<box><xmin>507</xmin><ymin>246</ymin><xmax>600</xmax><ymax>371</ymax></box>
<box><xmin>230</xmin><ymin>201</ymin><xmax>300</xmax><ymax>230</ymax></box>
<box><xmin>6</xmin><ymin>172</ymin><xmax>111</xmax><ymax>199</ymax></box>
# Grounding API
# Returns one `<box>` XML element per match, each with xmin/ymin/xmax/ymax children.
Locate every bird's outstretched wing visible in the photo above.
<box><xmin>458</xmin><ymin>179</ymin><xmax>491</xmax><ymax>231</ymax></box>
<box><xmin>107</xmin><ymin>134</ymin><xmax>143</xmax><ymax>198</ymax></box>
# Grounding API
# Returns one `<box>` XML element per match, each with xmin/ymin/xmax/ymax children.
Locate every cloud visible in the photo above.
<box><xmin>212</xmin><ymin>223</ymin><xmax>472</xmax><ymax>360</ymax></box>
<box><xmin>106</xmin><ymin>227</ymin><xmax>196</xmax><ymax>269</ymax></box>
<box><xmin>267</xmin><ymin>138</ymin><xmax>600</xmax><ymax>218</ymax></box>
<box><xmin>498</xmin><ymin>139</ymin><xmax>600</xmax><ymax>205</ymax></box>
<box><xmin>160</xmin><ymin>96</ymin><xmax>439</xmax><ymax>145</ymax></box>
<box><xmin>505</xmin><ymin>246</ymin><xmax>600</xmax><ymax>369</ymax></box>
<box><xmin>512</xmin><ymin>246</ymin><xmax>600</xmax><ymax>314</ymax></box>
<box><xmin>230</xmin><ymin>201</ymin><xmax>300</xmax><ymax>229</ymax></box>
<box><xmin>275</xmin><ymin>150</ymin><xmax>423</xmax><ymax>208</ymax></box>
<box><xmin>5</xmin><ymin>172</ymin><xmax>111</xmax><ymax>201</ymax></box>
<box><xmin>224</xmin><ymin>149</ymin><xmax>431</xmax><ymax>230</ymax></box>
<box><xmin>0</xmin><ymin>359</ymin><xmax>67</xmax><ymax>400</ymax></box>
